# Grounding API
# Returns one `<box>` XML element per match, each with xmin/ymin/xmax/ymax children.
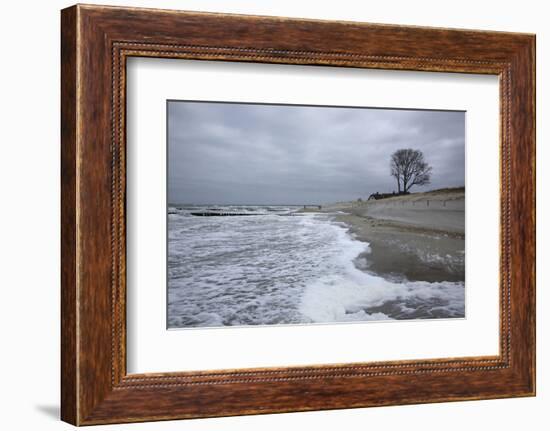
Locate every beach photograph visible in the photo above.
<box><xmin>167</xmin><ymin>100</ymin><xmax>465</xmax><ymax>329</ymax></box>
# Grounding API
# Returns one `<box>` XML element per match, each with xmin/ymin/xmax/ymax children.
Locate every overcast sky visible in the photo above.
<box><xmin>168</xmin><ymin>101</ymin><xmax>464</xmax><ymax>205</ymax></box>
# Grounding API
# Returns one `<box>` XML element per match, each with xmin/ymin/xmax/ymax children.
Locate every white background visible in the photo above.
<box><xmin>0</xmin><ymin>0</ymin><xmax>547</xmax><ymax>430</ymax></box>
<box><xmin>127</xmin><ymin>59</ymin><xmax>499</xmax><ymax>373</ymax></box>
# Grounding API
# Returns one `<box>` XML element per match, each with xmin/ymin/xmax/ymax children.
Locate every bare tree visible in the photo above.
<box><xmin>390</xmin><ymin>149</ymin><xmax>432</xmax><ymax>193</ymax></box>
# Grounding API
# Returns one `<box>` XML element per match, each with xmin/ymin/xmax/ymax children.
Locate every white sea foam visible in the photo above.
<box><xmin>167</xmin><ymin>205</ymin><xmax>465</xmax><ymax>328</ymax></box>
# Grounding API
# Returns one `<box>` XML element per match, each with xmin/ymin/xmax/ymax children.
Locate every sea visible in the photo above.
<box><xmin>167</xmin><ymin>205</ymin><xmax>465</xmax><ymax>329</ymax></box>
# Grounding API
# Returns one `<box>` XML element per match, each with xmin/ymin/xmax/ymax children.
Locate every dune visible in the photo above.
<box><xmin>347</xmin><ymin>188</ymin><xmax>464</xmax><ymax>234</ymax></box>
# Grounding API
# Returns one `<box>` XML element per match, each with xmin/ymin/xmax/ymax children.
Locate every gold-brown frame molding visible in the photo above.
<box><xmin>61</xmin><ymin>4</ymin><xmax>535</xmax><ymax>425</ymax></box>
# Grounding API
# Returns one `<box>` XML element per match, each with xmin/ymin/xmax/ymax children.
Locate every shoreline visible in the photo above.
<box><xmin>167</xmin><ymin>195</ymin><xmax>466</xmax><ymax>326</ymax></box>
<box><xmin>309</xmin><ymin>189</ymin><xmax>465</xmax><ymax>284</ymax></box>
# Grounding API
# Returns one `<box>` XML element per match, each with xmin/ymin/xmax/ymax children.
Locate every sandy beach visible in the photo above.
<box><xmin>305</xmin><ymin>188</ymin><xmax>465</xmax><ymax>285</ymax></box>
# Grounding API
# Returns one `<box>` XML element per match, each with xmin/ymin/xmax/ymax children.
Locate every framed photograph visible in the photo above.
<box><xmin>61</xmin><ymin>4</ymin><xmax>536</xmax><ymax>425</ymax></box>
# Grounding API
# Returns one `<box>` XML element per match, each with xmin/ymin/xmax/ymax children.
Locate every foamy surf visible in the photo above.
<box><xmin>167</xmin><ymin>205</ymin><xmax>464</xmax><ymax>328</ymax></box>
<box><xmin>298</xmin><ymin>220</ymin><xmax>464</xmax><ymax>323</ymax></box>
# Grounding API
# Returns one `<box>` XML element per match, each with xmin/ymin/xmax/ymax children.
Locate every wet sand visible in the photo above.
<box><xmin>305</xmin><ymin>188</ymin><xmax>465</xmax><ymax>284</ymax></box>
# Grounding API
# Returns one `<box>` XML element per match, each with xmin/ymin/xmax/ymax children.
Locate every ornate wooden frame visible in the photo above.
<box><xmin>61</xmin><ymin>4</ymin><xmax>535</xmax><ymax>425</ymax></box>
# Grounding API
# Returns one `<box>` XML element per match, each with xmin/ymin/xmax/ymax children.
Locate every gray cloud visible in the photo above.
<box><xmin>168</xmin><ymin>101</ymin><xmax>464</xmax><ymax>205</ymax></box>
